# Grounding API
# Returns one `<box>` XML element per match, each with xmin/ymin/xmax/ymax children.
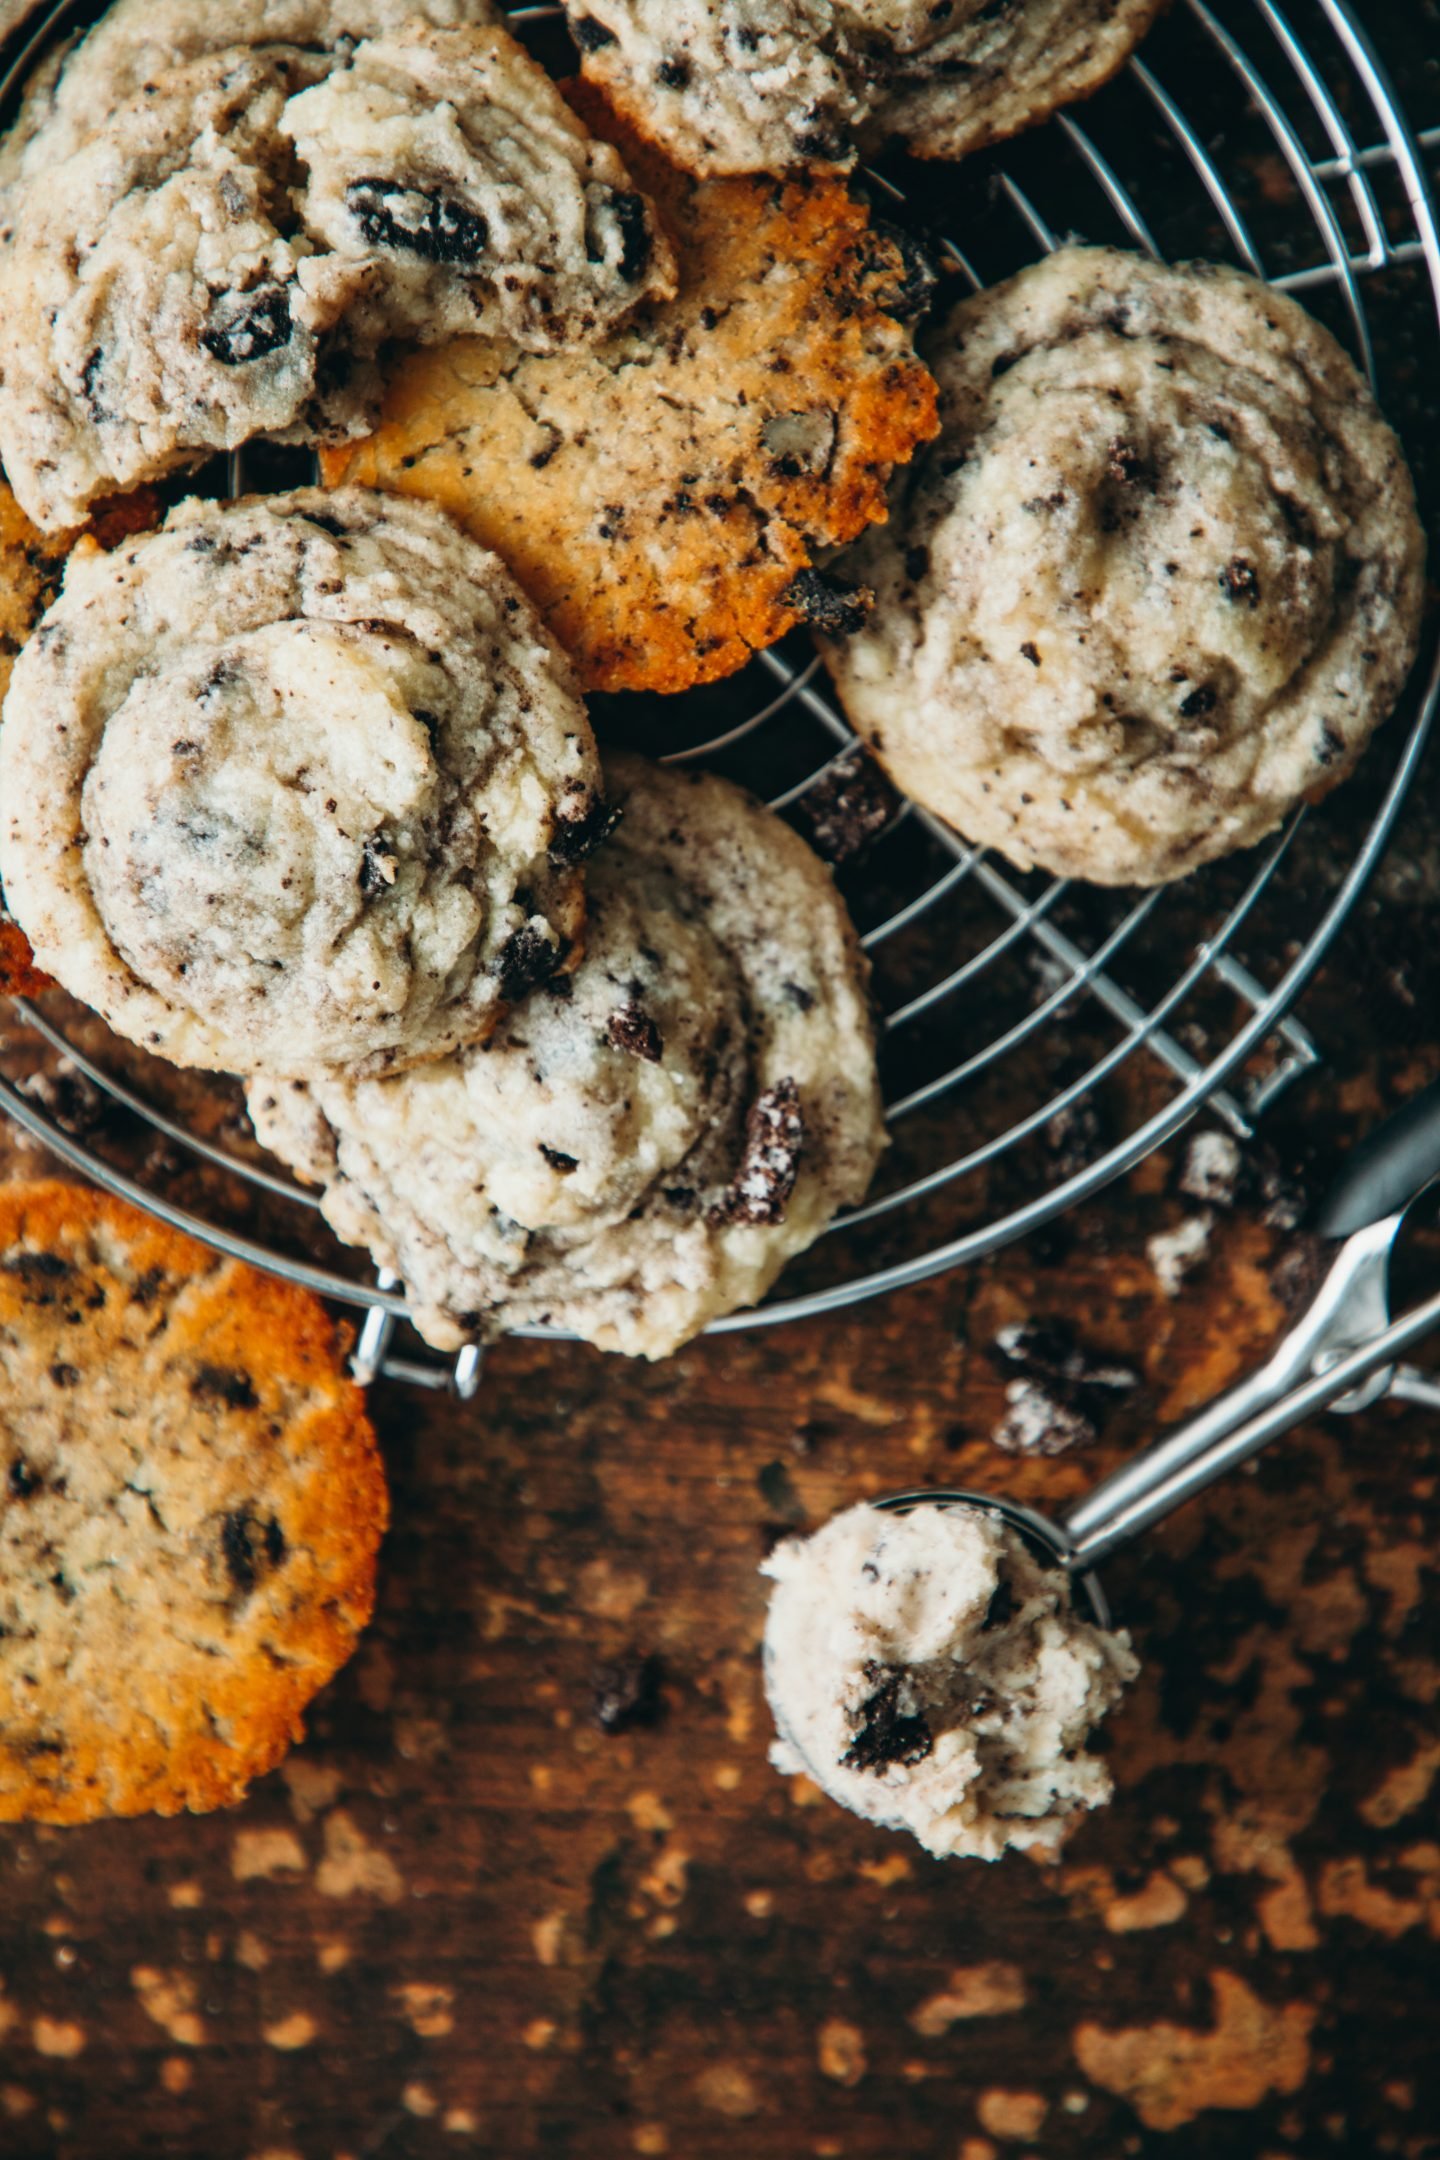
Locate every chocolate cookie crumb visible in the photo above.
<box><xmin>791</xmin><ymin>745</ymin><xmax>900</xmax><ymax>865</ymax></box>
<box><xmin>783</xmin><ymin>568</ymin><xmax>873</xmax><ymax>637</ymax></box>
<box><xmin>842</xmin><ymin>1662</ymin><xmax>933</xmax><ymax>1772</ymax></box>
<box><xmin>591</xmin><ymin>1653</ymin><xmax>665</xmax><ymax>1733</ymax></box>
<box><xmin>550</xmin><ymin>795</ymin><xmax>621</xmax><ymax>867</ymax></box>
<box><xmin>712</xmin><ymin>1079</ymin><xmax>804</xmax><ymax>1226</ymax></box>
<box><xmin>607</xmin><ymin>1002</ymin><xmax>663</xmax><ymax>1063</ymax></box>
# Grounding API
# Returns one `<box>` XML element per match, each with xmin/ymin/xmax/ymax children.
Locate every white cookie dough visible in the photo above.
<box><xmin>823</xmin><ymin>247</ymin><xmax>1427</xmax><ymax>885</ymax></box>
<box><xmin>0</xmin><ymin>488</ymin><xmax>604</xmax><ymax>1080</ymax></box>
<box><xmin>247</xmin><ymin>752</ymin><xmax>885</xmax><ymax>1358</ymax></box>
<box><xmin>763</xmin><ymin>1499</ymin><xmax>1138</xmax><ymax>1859</ymax></box>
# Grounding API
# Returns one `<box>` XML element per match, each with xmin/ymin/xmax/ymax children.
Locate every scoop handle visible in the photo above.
<box><xmin>1314</xmin><ymin>1078</ymin><xmax>1440</xmax><ymax>1237</ymax></box>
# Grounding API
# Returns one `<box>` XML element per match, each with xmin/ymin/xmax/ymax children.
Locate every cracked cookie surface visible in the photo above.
<box><xmin>0</xmin><ymin>1180</ymin><xmax>386</xmax><ymax>1824</ymax></box>
<box><xmin>321</xmin><ymin>90</ymin><xmax>937</xmax><ymax>692</ymax></box>
<box><xmin>247</xmin><ymin>752</ymin><xmax>885</xmax><ymax>1360</ymax></box>
<box><xmin>0</xmin><ymin>487</ymin><xmax>604</xmax><ymax>1079</ymax></box>
<box><xmin>823</xmin><ymin>247</ymin><xmax>1426</xmax><ymax>886</ymax></box>
<box><xmin>568</xmin><ymin>0</ymin><xmax>1165</xmax><ymax>175</ymax></box>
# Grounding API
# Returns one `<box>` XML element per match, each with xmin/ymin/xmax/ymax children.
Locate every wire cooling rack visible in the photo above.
<box><xmin>0</xmin><ymin>0</ymin><xmax>1436</xmax><ymax>1395</ymax></box>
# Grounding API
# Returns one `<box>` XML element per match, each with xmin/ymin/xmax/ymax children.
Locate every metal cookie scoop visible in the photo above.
<box><xmin>875</xmin><ymin>1081</ymin><xmax>1440</xmax><ymax>1624</ymax></box>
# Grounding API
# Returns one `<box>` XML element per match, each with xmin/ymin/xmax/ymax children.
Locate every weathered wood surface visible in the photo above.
<box><xmin>1</xmin><ymin>3</ymin><xmax>1440</xmax><ymax>2154</ymax></box>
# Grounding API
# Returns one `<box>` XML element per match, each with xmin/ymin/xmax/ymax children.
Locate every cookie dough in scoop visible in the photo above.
<box><xmin>763</xmin><ymin>1499</ymin><xmax>1137</xmax><ymax>1858</ymax></box>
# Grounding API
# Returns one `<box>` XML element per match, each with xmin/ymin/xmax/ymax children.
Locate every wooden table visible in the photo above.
<box><xmin>3</xmin><ymin>4</ymin><xmax>1440</xmax><ymax>2155</ymax></box>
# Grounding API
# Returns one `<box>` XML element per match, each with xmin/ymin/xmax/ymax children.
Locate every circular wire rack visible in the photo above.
<box><xmin>0</xmin><ymin>0</ymin><xmax>1436</xmax><ymax>1395</ymax></box>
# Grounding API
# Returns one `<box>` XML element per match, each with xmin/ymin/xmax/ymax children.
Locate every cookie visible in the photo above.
<box><xmin>0</xmin><ymin>0</ymin><xmax>505</xmax><ymax>186</ymax></box>
<box><xmin>247</xmin><ymin>752</ymin><xmax>885</xmax><ymax>1360</ymax></box>
<box><xmin>865</xmin><ymin>0</ymin><xmax>1169</xmax><ymax>164</ymax></box>
<box><xmin>567</xmin><ymin>1</ymin><xmax>1165</xmax><ymax>176</ymax></box>
<box><xmin>0</xmin><ymin>487</ymin><xmax>605</xmax><ymax>1079</ymax></box>
<box><xmin>568</xmin><ymin>0</ymin><xmax>858</xmax><ymax>176</ymax></box>
<box><xmin>0</xmin><ymin>1179</ymin><xmax>387</xmax><ymax>1823</ymax></box>
<box><xmin>0</xmin><ymin>26</ymin><xmax>672</xmax><ymax>531</ymax></box>
<box><xmin>823</xmin><ymin>247</ymin><xmax>1427</xmax><ymax>886</ymax></box>
<box><xmin>0</xmin><ymin>47</ymin><xmax>360</xmax><ymax>530</ymax></box>
<box><xmin>321</xmin><ymin>90</ymin><xmax>938</xmax><ymax>692</ymax></box>
<box><xmin>763</xmin><ymin>1499</ymin><xmax>1137</xmax><ymax>1860</ymax></box>
<box><xmin>282</xmin><ymin>23</ymin><xmax>676</xmax><ymax>356</ymax></box>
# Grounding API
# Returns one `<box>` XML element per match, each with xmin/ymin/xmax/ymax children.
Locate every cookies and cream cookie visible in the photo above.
<box><xmin>0</xmin><ymin>48</ymin><xmax>359</xmax><ymax>530</ymax></box>
<box><xmin>0</xmin><ymin>488</ymin><xmax>605</xmax><ymax>1079</ymax></box>
<box><xmin>0</xmin><ymin>1180</ymin><xmax>387</xmax><ymax>1823</ymax></box>
<box><xmin>763</xmin><ymin>1500</ymin><xmax>1138</xmax><ymax>1859</ymax></box>
<box><xmin>321</xmin><ymin>90</ymin><xmax>938</xmax><ymax>692</ymax></box>
<box><xmin>823</xmin><ymin>248</ymin><xmax>1427</xmax><ymax>886</ymax></box>
<box><xmin>247</xmin><ymin>753</ymin><xmax>885</xmax><ymax>1360</ymax></box>
<box><xmin>568</xmin><ymin>1</ymin><xmax>1164</xmax><ymax>175</ymax></box>
<box><xmin>283</xmin><ymin>23</ymin><xmax>676</xmax><ymax>357</ymax></box>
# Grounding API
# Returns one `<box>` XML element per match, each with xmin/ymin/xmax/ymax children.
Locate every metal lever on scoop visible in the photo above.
<box><xmin>878</xmin><ymin>1080</ymin><xmax>1440</xmax><ymax>1590</ymax></box>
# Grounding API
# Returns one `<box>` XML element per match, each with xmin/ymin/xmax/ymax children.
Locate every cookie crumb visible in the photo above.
<box><xmin>712</xmin><ymin>1080</ymin><xmax>805</xmax><ymax>1226</ymax></box>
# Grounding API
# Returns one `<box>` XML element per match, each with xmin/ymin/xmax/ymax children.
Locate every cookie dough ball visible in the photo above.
<box><xmin>763</xmin><ymin>1499</ymin><xmax>1137</xmax><ymax>1859</ymax></box>
<box><xmin>0</xmin><ymin>488</ymin><xmax>605</xmax><ymax>1080</ymax></box>
<box><xmin>247</xmin><ymin>752</ymin><xmax>885</xmax><ymax>1359</ymax></box>
<box><xmin>283</xmin><ymin>23</ymin><xmax>677</xmax><ymax>357</ymax></box>
<box><xmin>0</xmin><ymin>1180</ymin><xmax>387</xmax><ymax>1824</ymax></box>
<box><xmin>0</xmin><ymin>48</ymin><xmax>362</xmax><ymax>530</ymax></box>
<box><xmin>568</xmin><ymin>1</ymin><xmax>1164</xmax><ymax>175</ymax></box>
<box><xmin>824</xmin><ymin>248</ymin><xmax>1427</xmax><ymax>886</ymax></box>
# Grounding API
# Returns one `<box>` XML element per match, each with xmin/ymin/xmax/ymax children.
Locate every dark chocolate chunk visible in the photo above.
<box><xmin>569</xmin><ymin>13</ymin><xmax>618</xmax><ymax>50</ymax></box>
<box><xmin>607</xmin><ymin>1002</ymin><xmax>664</xmax><ymax>1064</ymax></box>
<box><xmin>220</xmin><ymin>1507</ymin><xmax>286</xmax><ymax>1598</ymax></box>
<box><xmin>711</xmin><ymin>1079</ymin><xmax>804</xmax><ymax>1227</ymax></box>
<box><xmin>782</xmin><ymin>568</ymin><xmax>873</xmax><ymax>637</ymax></box>
<box><xmin>191</xmin><ymin>1364</ymin><xmax>259</xmax><ymax>1411</ymax></box>
<box><xmin>540</xmin><ymin>1145</ymin><xmax>578</xmax><ymax>1174</ymax></box>
<box><xmin>655</xmin><ymin>55</ymin><xmax>691</xmax><ymax>88</ymax></box>
<box><xmin>8</xmin><ymin>1457</ymin><xmax>40</xmax><ymax>1500</ymax></box>
<box><xmin>496</xmin><ymin>924</ymin><xmax>565</xmax><ymax>1002</ymax></box>
<box><xmin>549</xmin><ymin>795</ymin><xmax>620</xmax><ymax>868</ymax></box>
<box><xmin>1179</xmin><ymin>682</ymin><xmax>1217</xmax><ymax>719</ymax></box>
<box><xmin>48</xmin><ymin>1363</ymin><xmax>80</xmax><ymax>1388</ymax></box>
<box><xmin>346</xmin><ymin>179</ymin><xmax>489</xmax><ymax>265</ymax></box>
<box><xmin>841</xmin><ymin>1663</ymin><xmax>933</xmax><ymax>1772</ymax></box>
<box><xmin>591</xmin><ymin>1654</ymin><xmax>665</xmax><ymax>1734</ymax></box>
<box><xmin>791</xmin><ymin>744</ymin><xmax>899</xmax><ymax>865</ymax></box>
<box><xmin>200</xmin><ymin>285</ymin><xmax>294</xmax><ymax>366</ymax></box>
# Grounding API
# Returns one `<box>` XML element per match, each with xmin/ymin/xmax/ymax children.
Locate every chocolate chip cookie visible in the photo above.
<box><xmin>321</xmin><ymin>88</ymin><xmax>938</xmax><ymax>692</ymax></box>
<box><xmin>0</xmin><ymin>487</ymin><xmax>605</xmax><ymax>1078</ymax></box>
<box><xmin>0</xmin><ymin>1179</ymin><xmax>386</xmax><ymax>1823</ymax></box>
<box><xmin>568</xmin><ymin>1</ymin><xmax>1165</xmax><ymax>175</ymax></box>
<box><xmin>247</xmin><ymin>752</ymin><xmax>885</xmax><ymax>1359</ymax></box>
<box><xmin>823</xmin><ymin>247</ymin><xmax>1426</xmax><ymax>886</ymax></box>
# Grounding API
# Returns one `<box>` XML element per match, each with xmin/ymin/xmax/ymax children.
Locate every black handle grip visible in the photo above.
<box><xmin>1314</xmin><ymin>1078</ymin><xmax>1440</xmax><ymax>1238</ymax></box>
